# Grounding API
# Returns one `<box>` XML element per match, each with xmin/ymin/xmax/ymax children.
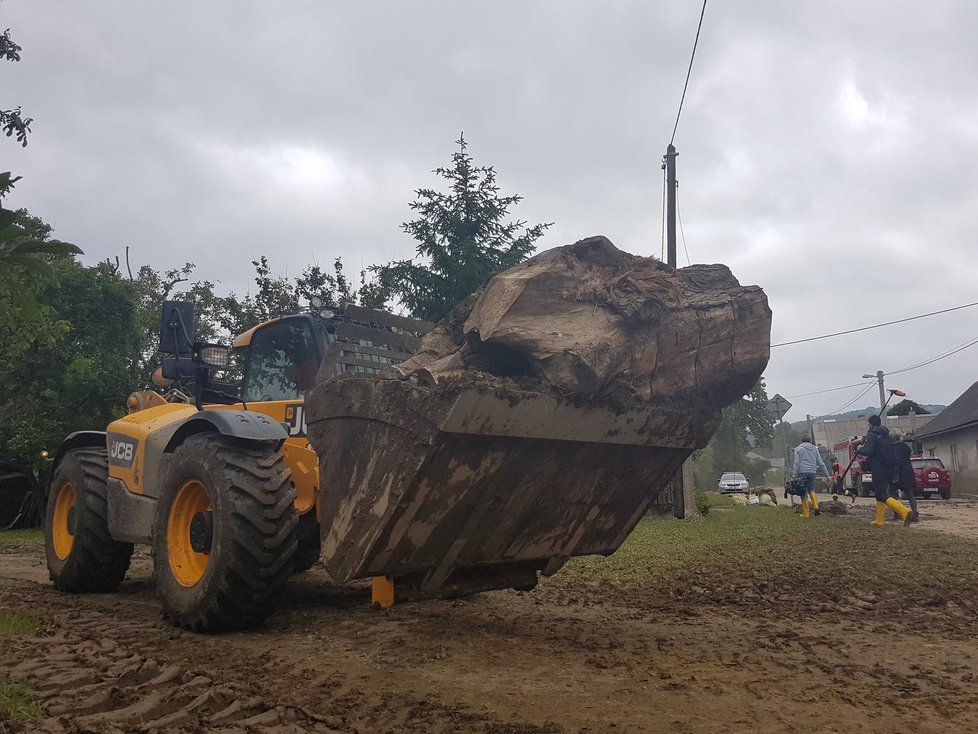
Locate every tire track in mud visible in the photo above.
<box><xmin>0</xmin><ymin>577</ymin><xmax>558</xmax><ymax>734</ymax></box>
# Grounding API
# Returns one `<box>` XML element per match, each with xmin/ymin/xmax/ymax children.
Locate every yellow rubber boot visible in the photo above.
<box><xmin>809</xmin><ymin>491</ymin><xmax>820</xmax><ymax>515</ymax></box>
<box><xmin>885</xmin><ymin>496</ymin><xmax>912</xmax><ymax>526</ymax></box>
<box><xmin>801</xmin><ymin>497</ymin><xmax>810</xmax><ymax>518</ymax></box>
<box><xmin>870</xmin><ymin>502</ymin><xmax>886</xmax><ymax>527</ymax></box>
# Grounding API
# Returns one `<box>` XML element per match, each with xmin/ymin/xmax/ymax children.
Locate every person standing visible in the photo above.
<box><xmin>890</xmin><ymin>430</ymin><xmax>919</xmax><ymax>523</ymax></box>
<box><xmin>793</xmin><ymin>436</ymin><xmax>828</xmax><ymax>517</ymax></box>
<box><xmin>857</xmin><ymin>415</ymin><xmax>910</xmax><ymax>526</ymax></box>
<box><xmin>829</xmin><ymin>456</ymin><xmax>844</xmax><ymax>501</ymax></box>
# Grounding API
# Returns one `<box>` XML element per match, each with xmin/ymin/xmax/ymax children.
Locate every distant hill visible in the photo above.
<box><xmin>787</xmin><ymin>404</ymin><xmax>946</xmax><ymax>431</ymax></box>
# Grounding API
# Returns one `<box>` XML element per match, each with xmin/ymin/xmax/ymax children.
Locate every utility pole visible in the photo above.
<box><xmin>664</xmin><ymin>143</ymin><xmax>686</xmax><ymax>518</ymax></box>
<box><xmin>862</xmin><ymin>370</ymin><xmax>887</xmax><ymax>424</ymax></box>
<box><xmin>665</xmin><ymin>144</ymin><xmax>678</xmax><ymax>268</ymax></box>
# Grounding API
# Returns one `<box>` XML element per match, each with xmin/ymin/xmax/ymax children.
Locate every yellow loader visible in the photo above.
<box><xmin>45</xmin><ymin>301</ymin><xmax>430</xmax><ymax>631</ymax></box>
<box><xmin>44</xmin><ymin>238</ymin><xmax>771</xmax><ymax>632</ymax></box>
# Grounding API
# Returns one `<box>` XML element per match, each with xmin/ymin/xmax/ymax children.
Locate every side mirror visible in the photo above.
<box><xmin>160</xmin><ymin>301</ymin><xmax>195</xmax><ymax>355</ymax></box>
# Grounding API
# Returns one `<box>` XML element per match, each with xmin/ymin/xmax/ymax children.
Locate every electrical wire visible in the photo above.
<box><xmin>670</xmin><ymin>0</ymin><xmax>708</xmax><ymax>145</ymax></box>
<box><xmin>824</xmin><ymin>381</ymin><xmax>878</xmax><ymax>417</ymax></box>
<box><xmin>783</xmin><ymin>333</ymin><xmax>978</xmax><ymax>413</ymax></box>
<box><xmin>887</xmin><ymin>333</ymin><xmax>978</xmax><ymax>376</ymax></box>
<box><xmin>771</xmin><ymin>300</ymin><xmax>978</xmax><ymax>347</ymax></box>
<box><xmin>786</xmin><ymin>382</ymin><xmax>871</xmax><ymax>399</ymax></box>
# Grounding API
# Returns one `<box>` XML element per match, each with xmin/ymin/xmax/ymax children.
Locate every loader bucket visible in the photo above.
<box><xmin>306</xmin><ymin>377</ymin><xmax>716</xmax><ymax>594</ymax></box>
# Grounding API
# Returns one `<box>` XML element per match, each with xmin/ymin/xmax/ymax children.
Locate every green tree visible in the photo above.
<box><xmin>704</xmin><ymin>378</ymin><xmax>776</xmax><ymax>484</ymax></box>
<box><xmin>1</xmin><ymin>26</ymin><xmax>32</xmax><ymax>147</ymax></box>
<box><xmin>1</xmin><ymin>206</ymin><xmax>82</xmax><ymax>285</ymax></box>
<box><xmin>0</xmin><ymin>256</ymin><xmax>144</xmax><ymax>465</ymax></box>
<box><xmin>215</xmin><ymin>256</ymin><xmax>373</xmax><ymax>338</ymax></box>
<box><xmin>373</xmin><ymin>134</ymin><xmax>551</xmax><ymax>322</ymax></box>
<box><xmin>887</xmin><ymin>399</ymin><xmax>930</xmax><ymax>417</ymax></box>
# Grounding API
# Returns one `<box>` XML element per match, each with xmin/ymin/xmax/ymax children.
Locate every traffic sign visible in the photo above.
<box><xmin>766</xmin><ymin>394</ymin><xmax>792</xmax><ymax>418</ymax></box>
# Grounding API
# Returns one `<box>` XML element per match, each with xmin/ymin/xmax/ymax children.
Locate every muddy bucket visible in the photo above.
<box><xmin>306</xmin><ymin>377</ymin><xmax>712</xmax><ymax>593</ymax></box>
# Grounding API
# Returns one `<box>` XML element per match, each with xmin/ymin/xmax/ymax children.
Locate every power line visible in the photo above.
<box><xmin>824</xmin><ymin>381</ymin><xmax>878</xmax><ymax>417</ymax></box>
<box><xmin>786</xmin><ymin>381</ymin><xmax>870</xmax><ymax>399</ymax></box>
<box><xmin>887</xmin><ymin>333</ymin><xmax>978</xmax><ymax>376</ymax></box>
<box><xmin>771</xmin><ymin>300</ymin><xmax>978</xmax><ymax>347</ymax></box>
<box><xmin>670</xmin><ymin>0</ymin><xmax>708</xmax><ymax>145</ymax></box>
<box><xmin>783</xmin><ymin>333</ymin><xmax>978</xmax><ymax>410</ymax></box>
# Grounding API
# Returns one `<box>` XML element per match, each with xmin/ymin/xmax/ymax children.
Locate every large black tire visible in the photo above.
<box><xmin>292</xmin><ymin>512</ymin><xmax>321</xmax><ymax>573</ymax></box>
<box><xmin>45</xmin><ymin>448</ymin><xmax>133</xmax><ymax>592</ymax></box>
<box><xmin>153</xmin><ymin>434</ymin><xmax>298</xmax><ymax>631</ymax></box>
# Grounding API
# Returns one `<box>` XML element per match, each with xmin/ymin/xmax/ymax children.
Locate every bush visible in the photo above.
<box><xmin>694</xmin><ymin>490</ymin><xmax>710</xmax><ymax>516</ymax></box>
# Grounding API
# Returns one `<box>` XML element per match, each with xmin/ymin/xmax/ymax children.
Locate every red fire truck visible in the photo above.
<box><xmin>832</xmin><ymin>437</ymin><xmax>868</xmax><ymax>496</ymax></box>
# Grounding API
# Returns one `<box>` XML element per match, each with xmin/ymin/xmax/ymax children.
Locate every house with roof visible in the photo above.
<box><xmin>915</xmin><ymin>380</ymin><xmax>978</xmax><ymax>490</ymax></box>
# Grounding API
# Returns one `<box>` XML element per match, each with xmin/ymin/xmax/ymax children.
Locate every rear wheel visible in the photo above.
<box><xmin>153</xmin><ymin>434</ymin><xmax>298</xmax><ymax>631</ymax></box>
<box><xmin>292</xmin><ymin>512</ymin><xmax>321</xmax><ymax>573</ymax></box>
<box><xmin>45</xmin><ymin>447</ymin><xmax>133</xmax><ymax>592</ymax></box>
<box><xmin>939</xmin><ymin>489</ymin><xmax>951</xmax><ymax>500</ymax></box>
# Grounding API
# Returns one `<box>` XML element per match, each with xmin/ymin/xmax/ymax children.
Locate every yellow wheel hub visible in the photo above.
<box><xmin>51</xmin><ymin>483</ymin><xmax>76</xmax><ymax>561</ymax></box>
<box><xmin>167</xmin><ymin>480</ymin><xmax>213</xmax><ymax>587</ymax></box>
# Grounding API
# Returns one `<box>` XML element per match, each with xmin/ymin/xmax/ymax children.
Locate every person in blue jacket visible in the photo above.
<box><xmin>793</xmin><ymin>436</ymin><xmax>828</xmax><ymax>518</ymax></box>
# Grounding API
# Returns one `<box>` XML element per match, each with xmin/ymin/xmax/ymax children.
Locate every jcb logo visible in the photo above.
<box><xmin>107</xmin><ymin>434</ymin><xmax>139</xmax><ymax>468</ymax></box>
<box><xmin>285</xmin><ymin>403</ymin><xmax>306</xmax><ymax>437</ymax></box>
<box><xmin>111</xmin><ymin>441</ymin><xmax>134</xmax><ymax>461</ymax></box>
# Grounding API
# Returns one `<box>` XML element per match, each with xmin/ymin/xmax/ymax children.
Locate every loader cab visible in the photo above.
<box><xmin>236</xmin><ymin>315</ymin><xmax>330</xmax><ymax>403</ymax></box>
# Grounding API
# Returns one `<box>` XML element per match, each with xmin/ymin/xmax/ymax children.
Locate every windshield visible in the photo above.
<box><xmin>721</xmin><ymin>473</ymin><xmax>746</xmax><ymax>482</ymax></box>
<box><xmin>912</xmin><ymin>458</ymin><xmax>945</xmax><ymax>469</ymax></box>
<box><xmin>242</xmin><ymin>319</ymin><xmax>320</xmax><ymax>402</ymax></box>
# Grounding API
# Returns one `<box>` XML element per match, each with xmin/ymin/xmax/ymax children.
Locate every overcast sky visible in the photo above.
<box><xmin>4</xmin><ymin>1</ymin><xmax>977</xmax><ymax>421</ymax></box>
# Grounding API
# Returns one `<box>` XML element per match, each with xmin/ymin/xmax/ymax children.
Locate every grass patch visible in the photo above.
<box><xmin>0</xmin><ymin>610</ymin><xmax>44</xmax><ymax>638</ymax></box>
<box><xmin>554</xmin><ymin>504</ymin><xmax>978</xmax><ymax>624</ymax></box>
<box><xmin>560</xmin><ymin>505</ymin><xmax>818</xmax><ymax>584</ymax></box>
<box><xmin>0</xmin><ymin>529</ymin><xmax>43</xmax><ymax>546</ymax></box>
<box><xmin>0</xmin><ymin>681</ymin><xmax>42</xmax><ymax>724</ymax></box>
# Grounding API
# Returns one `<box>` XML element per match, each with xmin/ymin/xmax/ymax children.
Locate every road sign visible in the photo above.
<box><xmin>766</xmin><ymin>394</ymin><xmax>792</xmax><ymax>418</ymax></box>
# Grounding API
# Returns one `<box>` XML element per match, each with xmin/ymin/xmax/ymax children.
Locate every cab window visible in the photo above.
<box><xmin>242</xmin><ymin>320</ymin><xmax>320</xmax><ymax>402</ymax></box>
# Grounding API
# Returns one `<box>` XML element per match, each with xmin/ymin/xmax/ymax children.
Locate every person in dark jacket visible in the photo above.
<box><xmin>890</xmin><ymin>430</ymin><xmax>919</xmax><ymax>523</ymax></box>
<box><xmin>857</xmin><ymin>415</ymin><xmax>910</xmax><ymax>526</ymax></box>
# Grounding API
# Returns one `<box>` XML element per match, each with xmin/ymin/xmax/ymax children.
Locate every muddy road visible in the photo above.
<box><xmin>3</xmin><ymin>500</ymin><xmax>978</xmax><ymax>733</ymax></box>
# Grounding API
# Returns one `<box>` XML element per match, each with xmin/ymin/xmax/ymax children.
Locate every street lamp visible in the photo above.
<box><xmin>862</xmin><ymin>370</ymin><xmax>887</xmax><ymax>424</ymax></box>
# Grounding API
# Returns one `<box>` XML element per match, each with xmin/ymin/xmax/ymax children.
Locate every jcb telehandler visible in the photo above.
<box><xmin>44</xmin><ymin>239</ymin><xmax>769</xmax><ymax>633</ymax></box>
<box><xmin>44</xmin><ymin>300</ymin><xmax>430</xmax><ymax>631</ymax></box>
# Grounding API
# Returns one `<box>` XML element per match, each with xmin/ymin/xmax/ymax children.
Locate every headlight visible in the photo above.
<box><xmin>198</xmin><ymin>344</ymin><xmax>231</xmax><ymax>369</ymax></box>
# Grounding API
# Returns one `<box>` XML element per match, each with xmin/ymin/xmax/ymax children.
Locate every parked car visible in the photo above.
<box><xmin>718</xmin><ymin>472</ymin><xmax>749</xmax><ymax>493</ymax></box>
<box><xmin>910</xmin><ymin>457</ymin><xmax>952</xmax><ymax>500</ymax></box>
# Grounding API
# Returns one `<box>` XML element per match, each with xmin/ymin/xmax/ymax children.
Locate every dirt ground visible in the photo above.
<box><xmin>3</xmin><ymin>500</ymin><xmax>978</xmax><ymax>733</ymax></box>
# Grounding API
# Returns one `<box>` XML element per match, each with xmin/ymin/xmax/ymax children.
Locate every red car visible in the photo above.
<box><xmin>910</xmin><ymin>457</ymin><xmax>952</xmax><ymax>500</ymax></box>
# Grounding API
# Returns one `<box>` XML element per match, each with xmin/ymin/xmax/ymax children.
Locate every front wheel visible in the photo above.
<box><xmin>45</xmin><ymin>447</ymin><xmax>133</xmax><ymax>592</ymax></box>
<box><xmin>153</xmin><ymin>434</ymin><xmax>298</xmax><ymax>632</ymax></box>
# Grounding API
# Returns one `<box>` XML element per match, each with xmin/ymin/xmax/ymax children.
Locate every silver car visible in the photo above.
<box><xmin>718</xmin><ymin>472</ymin><xmax>749</xmax><ymax>493</ymax></box>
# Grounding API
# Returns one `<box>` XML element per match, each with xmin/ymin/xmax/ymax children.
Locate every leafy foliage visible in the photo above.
<box><xmin>372</xmin><ymin>134</ymin><xmax>551</xmax><ymax>322</ymax></box>
<box><xmin>707</xmin><ymin>378</ymin><xmax>776</xmax><ymax>482</ymax></box>
<box><xmin>0</xmin><ymin>207</ymin><xmax>82</xmax><ymax>282</ymax></box>
<box><xmin>0</xmin><ymin>256</ymin><xmax>144</xmax><ymax>464</ymax></box>
<box><xmin>1</xmin><ymin>27</ymin><xmax>31</xmax><ymax>147</ymax></box>
<box><xmin>215</xmin><ymin>256</ymin><xmax>379</xmax><ymax>337</ymax></box>
<box><xmin>887</xmin><ymin>398</ymin><xmax>930</xmax><ymax>416</ymax></box>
